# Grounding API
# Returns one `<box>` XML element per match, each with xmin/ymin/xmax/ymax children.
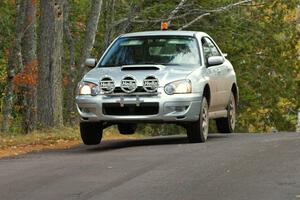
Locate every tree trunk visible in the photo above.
<box><xmin>63</xmin><ymin>0</ymin><xmax>77</xmax><ymax>124</ymax></box>
<box><xmin>1</xmin><ymin>0</ymin><xmax>26</xmax><ymax>133</ymax></box>
<box><xmin>102</xmin><ymin>0</ymin><xmax>115</xmax><ymax>50</ymax></box>
<box><xmin>20</xmin><ymin>0</ymin><xmax>38</xmax><ymax>133</ymax></box>
<box><xmin>37</xmin><ymin>0</ymin><xmax>64</xmax><ymax>128</ymax></box>
<box><xmin>297</xmin><ymin>5</ymin><xmax>300</xmax><ymax>59</ymax></box>
<box><xmin>78</xmin><ymin>0</ymin><xmax>102</xmax><ymax>76</ymax></box>
<box><xmin>113</xmin><ymin>0</ymin><xmax>145</xmax><ymax>36</ymax></box>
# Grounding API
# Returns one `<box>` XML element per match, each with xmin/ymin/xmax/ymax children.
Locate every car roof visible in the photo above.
<box><xmin>120</xmin><ymin>31</ymin><xmax>209</xmax><ymax>38</ymax></box>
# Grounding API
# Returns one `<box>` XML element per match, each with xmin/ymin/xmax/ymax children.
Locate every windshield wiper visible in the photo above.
<box><xmin>139</xmin><ymin>62</ymin><xmax>180</xmax><ymax>66</ymax></box>
<box><xmin>100</xmin><ymin>63</ymin><xmax>180</xmax><ymax>67</ymax></box>
<box><xmin>160</xmin><ymin>63</ymin><xmax>180</xmax><ymax>66</ymax></box>
<box><xmin>99</xmin><ymin>64</ymin><xmax>120</xmax><ymax>67</ymax></box>
<box><xmin>139</xmin><ymin>62</ymin><xmax>161</xmax><ymax>65</ymax></box>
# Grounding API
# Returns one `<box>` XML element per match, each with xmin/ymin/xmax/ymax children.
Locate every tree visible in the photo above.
<box><xmin>37</xmin><ymin>0</ymin><xmax>64</xmax><ymax>128</ymax></box>
<box><xmin>19</xmin><ymin>0</ymin><xmax>38</xmax><ymax>133</ymax></box>
<box><xmin>78</xmin><ymin>0</ymin><xmax>103</xmax><ymax>76</ymax></box>
<box><xmin>198</xmin><ymin>0</ymin><xmax>299</xmax><ymax>132</ymax></box>
<box><xmin>102</xmin><ymin>0</ymin><xmax>115</xmax><ymax>50</ymax></box>
<box><xmin>1</xmin><ymin>0</ymin><xmax>26</xmax><ymax>133</ymax></box>
<box><xmin>63</xmin><ymin>0</ymin><xmax>76</xmax><ymax>124</ymax></box>
<box><xmin>63</xmin><ymin>0</ymin><xmax>102</xmax><ymax>123</ymax></box>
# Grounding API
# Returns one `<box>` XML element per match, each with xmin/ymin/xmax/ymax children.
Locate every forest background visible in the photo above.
<box><xmin>0</xmin><ymin>0</ymin><xmax>299</xmax><ymax>137</ymax></box>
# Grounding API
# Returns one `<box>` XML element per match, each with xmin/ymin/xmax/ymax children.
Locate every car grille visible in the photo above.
<box><xmin>113</xmin><ymin>86</ymin><xmax>146</xmax><ymax>93</ymax></box>
<box><xmin>103</xmin><ymin>103</ymin><xmax>159</xmax><ymax>116</ymax></box>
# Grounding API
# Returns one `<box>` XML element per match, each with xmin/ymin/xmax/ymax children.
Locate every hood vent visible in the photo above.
<box><xmin>121</xmin><ymin>66</ymin><xmax>160</xmax><ymax>71</ymax></box>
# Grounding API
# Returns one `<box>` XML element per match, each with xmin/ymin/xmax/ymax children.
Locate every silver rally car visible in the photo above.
<box><xmin>76</xmin><ymin>30</ymin><xmax>238</xmax><ymax>144</ymax></box>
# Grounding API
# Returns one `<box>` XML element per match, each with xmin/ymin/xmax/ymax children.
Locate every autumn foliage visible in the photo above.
<box><xmin>13</xmin><ymin>59</ymin><xmax>38</xmax><ymax>87</ymax></box>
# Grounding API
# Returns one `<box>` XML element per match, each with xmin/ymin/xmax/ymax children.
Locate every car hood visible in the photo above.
<box><xmin>82</xmin><ymin>65</ymin><xmax>199</xmax><ymax>86</ymax></box>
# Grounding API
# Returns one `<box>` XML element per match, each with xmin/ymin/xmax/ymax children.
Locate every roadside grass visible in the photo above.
<box><xmin>0</xmin><ymin>126</ymin><xmax>141</xmax><ymax>159</ymax></box>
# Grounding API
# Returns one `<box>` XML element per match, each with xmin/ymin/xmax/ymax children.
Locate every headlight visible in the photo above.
<box><xmin>164</xmin><ymin>79</ymin><xmax>192</xmax><ymax>95</ymax></box>
<box><xmin>77</xmin><ymin>82</ymin><xmax>100</xmax><ymax>96</ymax></box>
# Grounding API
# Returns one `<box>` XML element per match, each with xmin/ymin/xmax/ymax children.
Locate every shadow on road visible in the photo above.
<box><xmin>80</xmin><ymin>134</ymin><xmax>229</xmax><ymax>153</ymax></box>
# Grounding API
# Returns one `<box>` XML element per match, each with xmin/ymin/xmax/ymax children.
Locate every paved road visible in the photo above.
<box><xmin>0</xmin><ymin>133</ymin><xmax>300</xmax><ymax>200</ymax></box>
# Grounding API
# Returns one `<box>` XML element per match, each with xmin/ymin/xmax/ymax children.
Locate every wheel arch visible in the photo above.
<box><xmin>203</xmin><ymin>84</ymin><xmax>211</xmax><ymax>107</ymax></box>
<box><xmin>231</xmin><ymin>83</ymin><xmax>239</xmax><ymax>105</ymax></box>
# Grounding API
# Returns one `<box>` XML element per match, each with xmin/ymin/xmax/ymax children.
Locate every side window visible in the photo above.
<box><xmin>201</xmin><ymin>38</ymin><xmax>211</xmax><ymax>63</ymax></box>
<box><xmin>201</xmin><ymin>37</ymin><xmax>221</xmax><ymax>65</ymax></box>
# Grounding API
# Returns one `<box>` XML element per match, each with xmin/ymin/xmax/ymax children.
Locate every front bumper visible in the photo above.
<box><xmin>76</xmin><ymin>88</ymin><xmax>202</xmax><ymax>123</ymax></box>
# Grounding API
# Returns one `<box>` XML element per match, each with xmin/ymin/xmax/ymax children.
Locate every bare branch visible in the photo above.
<box><xmin>168</xmin><ymin>0</ymin><xmax>188</xmax><ymax>23</ymax></box>
<box><xmin>116</xmin><ymin>0</ymin><xmax>145</xmax><ymax>35</ymax></box>
<box><xmin>132</xmin><ymin>18</ymin><xmax>165</xmax><ymax>24</ymax></box>
<box><xmin>112</xmin><ymin>0</ymin><xmax>189</xmax><ymax>26</ymax></box>
<box><xmin>178</xmin><ymin>13</ymin><xmax>210</xmax><ymax>30</ymax></box>
<box><xmin>112</xmin><ymin>0</ymin><xmax>144</xmax><ymax>31</ymax></box>
<box><xmin>203</xmin><ymin>0</ymin><xmax>253</xmax><ymax>13</ymax></box>
<box><xmin>178</xmin><ymin>0</ymin><xmax>253</xmax><ymax>30</ymax></box>
<box><xmin>112</xmin><ymin>0</ymin><xmax>253</xmax><ymax>30</ymax></box>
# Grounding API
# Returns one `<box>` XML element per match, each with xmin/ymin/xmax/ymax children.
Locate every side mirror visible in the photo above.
<box><xmin>85</xmin><ymin>58</ymin><xmax>97</xmax><ymax>68</ymax></box>
<box><xmin>207</xmin><ymin>56</ymin><xmax>224</xmax><ymax>66</ymax></box>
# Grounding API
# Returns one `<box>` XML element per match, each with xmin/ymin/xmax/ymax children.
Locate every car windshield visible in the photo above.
<box><xmin>99</xmin><ymin>36</ymin><xmax>201</xmax><ymax>67</ymax></box>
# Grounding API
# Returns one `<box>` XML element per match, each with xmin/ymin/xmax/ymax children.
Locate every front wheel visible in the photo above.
<box><xmin>186</xmin><ymin>97</ymin><xmax>209</xmax><ymax>143</ymax></box>
<box><xmin>80</xmin><ymin>122</ymin><xmax>103</xmax><ymax>145</ymax></box>
<box><xmin>216</xmin><ymin>92</ymin><xmax>236</xmax><ymax>133</ymax></box>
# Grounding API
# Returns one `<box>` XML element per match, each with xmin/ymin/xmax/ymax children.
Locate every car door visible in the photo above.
<box><xmin>202</xmin><ymin>37</ymin><xmax>229</xmax><ymax>110</ymax></box>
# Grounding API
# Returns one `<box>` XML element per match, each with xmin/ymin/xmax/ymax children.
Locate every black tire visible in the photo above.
<box><xmin>216</xmin><ymin>92</ymin><xmax>236</xmax><ymax>133</ymax></box>
<box><xmin>186</xmin><ymin>97</ymin><xmax>209</xmax><ymax>143</ymax></box>
<box><xmin>118</xmin><ymin>123</ymin><xmax>137</xmax><ymax>135</ymax></box>
<box><xmin>80</xmin><ymin>122</ymin><xmax>103</xmax><ymax>145</ymax></box>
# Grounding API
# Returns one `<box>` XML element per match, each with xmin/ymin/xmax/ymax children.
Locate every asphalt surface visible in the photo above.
<box><xmin>0</xmin><ymin>133</ymin><xmax>300</xmax><ymax>200</ymax></box>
